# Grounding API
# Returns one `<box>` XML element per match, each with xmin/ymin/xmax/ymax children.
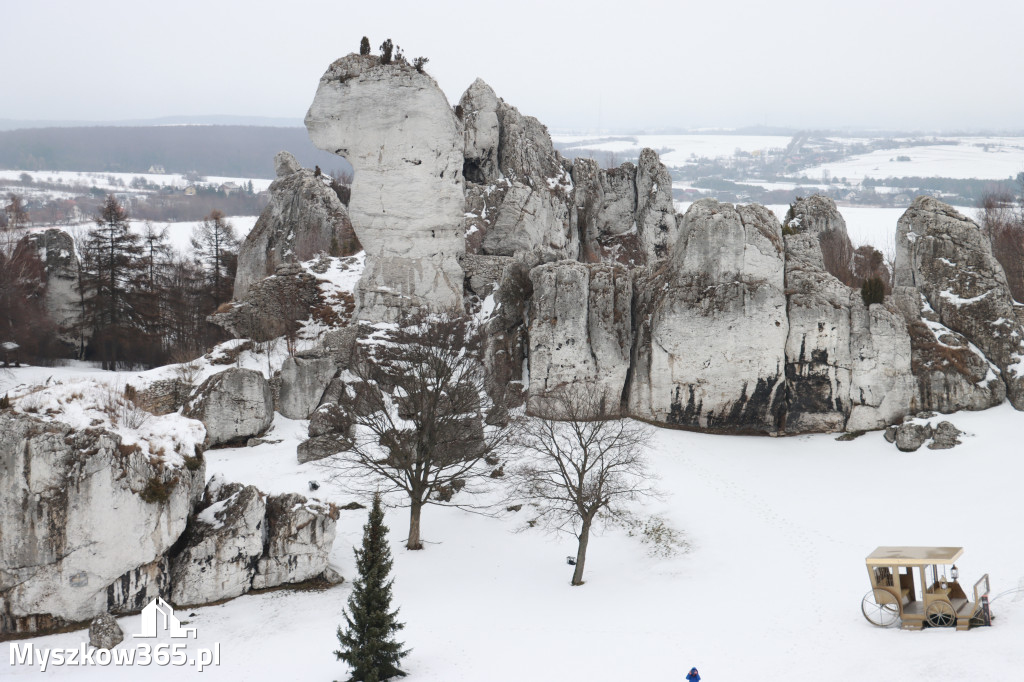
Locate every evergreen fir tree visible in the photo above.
<box><xmin>335</xmin><ymin>493</ymin><xmax>408</xmax><ymax>681</ymax></box>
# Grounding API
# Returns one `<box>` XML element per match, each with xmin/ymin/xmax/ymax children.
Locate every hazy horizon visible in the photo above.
<box><xmin>3</xmin><ymin>0</ymin><xmax>1023</xmax><ymax>133</ymax></box>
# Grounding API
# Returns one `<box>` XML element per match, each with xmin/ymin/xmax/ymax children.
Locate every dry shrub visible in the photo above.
<box><xmin>818</xmin><ymin>229</ymin><xmax>856</xmax><ymax>287</ymax></box>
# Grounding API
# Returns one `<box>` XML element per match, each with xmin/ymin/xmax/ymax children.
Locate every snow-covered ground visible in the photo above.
<box><xmin>552</xmin><ymin>133</ymin><xmax>792</xmax><ymax>166</ymax></box>
<box><xmin>2</xmin><ymin>360</ymin><xmax>1022</xmax><ymax>681</ymax></box>
<box><xmin>798</xmin><ymin>138</ymin><xmax>1024</xmax><ymax>182</ymax></box>
<box><xmin>0</xmin><ymin>170</ymin><xmax>274</xmax><ymax>194</ymax></box>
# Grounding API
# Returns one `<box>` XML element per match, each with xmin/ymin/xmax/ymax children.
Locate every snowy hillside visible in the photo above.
<box><xmin>3</xmin><ymin>363</ymin><xmax>1022</xmax><ymax>682</ymax></box>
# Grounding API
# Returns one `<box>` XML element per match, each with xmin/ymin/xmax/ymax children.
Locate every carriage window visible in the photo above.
<box><xmin>873</xmin><ymin>567</ymin><xmax>894</xmax><ymax>587</ymax></box>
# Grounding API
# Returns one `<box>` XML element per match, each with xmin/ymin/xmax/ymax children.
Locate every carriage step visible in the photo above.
<box><xmin>900</xmin><ymin>620</ymin><xmax>924</xmax><ymax>631</ymax></box>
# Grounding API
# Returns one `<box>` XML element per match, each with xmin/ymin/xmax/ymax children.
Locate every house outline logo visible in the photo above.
<box><xmin>134</xmin><ymin>597</ymin><xmax>197</xmax><ymax>639</ymax></box>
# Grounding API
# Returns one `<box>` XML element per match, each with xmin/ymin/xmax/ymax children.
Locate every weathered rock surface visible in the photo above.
<box><xmin>635</xmin><ymin>148</ymin><xmax>682</xmax><ymax>262</ymax></box>
<box><xmin>214</xmin><ymin>263</ymin><xmax>322</xmax><ymax>341</ymax></box>
<box><xmin>895</xmin><ymin>421</ymin><xmax>932</xmax><ymax>452</ymax></box>
<box><xmin>846</xmin><ymin>299</ymin><xmax>916</xmax><ymax>432</ymax></box>
<box><xmin>895</xmin><ymin>197</ymin><xmax>1024</xmax><ymax>408</ymax></box>
<box><xmin>234</xmin><ymin>151</ymin><xmax>358</xmax><ymax>300</ymax></box>
<box><xmin>16</xmin><ymin>229</ymin><xmax>81</xmax><ymax>346</ymax></box>
<box><xmin>89</xmin><ymin>613</ymin><xmax>124</xmax><ymax>649</ymax></box>
<box><xmin>306</xmin><ymin>54</ymin><xmax>465</xmax><ymax>321</ymax></box>
<box><xmin>528</xmin><ymin>261</ymin><xmax>631</xmax><ymax>416</ymax></box>
<box><xmin>477</xmin><ymin>258</ymin><xmax>531</xmax><ymax>411</ymax></box>
<box><xmin>893</xmin><ymin>286</ymin><xmax>1006</xmax><ymax>413</ymax></box>
<box><xmin>170</xmin><ymin>477</ymin><xmax>338</xmax><ymax>605</ymax></box>
<box><xmin>928</xmin><ymin>421</ymin><xmax>962</xmax><ymax>450</ymax></box>
<box><xmin>459</xmin><ymin>79</ymin><xmax>577</xmax><ymax>265</ymax></box>
<box><xmin>0</xmin><ymin>413</ymin><xmax>203</xmax><ymax>636</ymax></box>
<box><xmin>629</xmin><ymin>200</ymin><xmax>789</xmax><ymax>431</ymax></box>
<box><xmin>277</xmin><ymin>355</ymin><xmax>337</xmax><ymax>420</ymax></box>
<box><xmin>185</xmin><ymin>368</ymin><xmax>273</xmax><ymax>447</ymax></box>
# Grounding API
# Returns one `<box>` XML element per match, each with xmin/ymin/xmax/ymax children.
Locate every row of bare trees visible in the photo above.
<box><xmin>321</xmin><ymin>310</ymin><xmax>659</xmax><ymax>586</ymax></box>
<box><xmin>978</xmin><ymin>188</ymin><xmax>1024</xmax><ymax>302</ymax></box>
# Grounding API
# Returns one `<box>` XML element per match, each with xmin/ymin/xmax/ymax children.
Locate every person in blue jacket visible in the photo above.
<box><xmin>686</xmin><ymin>667</ymin><xmax>701</xmax><ymax>682</ymax></box>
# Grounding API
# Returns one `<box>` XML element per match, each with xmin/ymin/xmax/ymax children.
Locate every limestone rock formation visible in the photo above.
<box><xmin>170</xmin><ymin>477</ymin><xmax>338</xmax><ymax>605</ymax></box>
<box><xmin>528</xmin><ymin>261</ymin><xmax>631</xmax><ymax>416</ymax></box>
<box><xmin>473</xmin><ymin>256</ymin><xmax>531</xmax><ymax>411</ymax></box>
<box><xmin>0</xmin><ymin>413</ymin><xmax>203</xmax><ymax>636</ymax></box>
<box><xmin>629</xmin><ymin>200</ymin><xmax>789</xmax><ymax>432</ymax></box>
<box><xmin>89</xmin><ymin>613</ymin><xmax>124</xmax><ymax>649</ymax></box>
<box><xmin>846</xmin><ymin>299</ymin><xmax>916</xmax><ymax>432</ymax></box>
<box><xmin>895</xmin><ymin>197</ymin><xmax>1024</xmax><ymax>408</ymax></box>
<box><xmin>277</xmin><ymin>354</ymin><xmax>337</xmax><ymax>420</ymax></box>
<box><xmin>169</xmin><ymin>480</ymin><xmax>267</xmax><ymax>605</ymax></box>
<box><xmin>185</xmin><ymin>368</ymin><xmax>274</xmax><ymax>447</ymax></box>
<box><xmin>234</xmin><ymin>151</ymin><xmax>358</xmax><ymax>300</ymax></box>
<box><xmin>306</xmin><ymin>54</ymin><xmax>465</xmax><ymax>321</ymax></box>
<box><xmin>635</xmin><ymin>148</ymin><xmax>682</xmax><ymax>262</ymax></box>
<box><xmin>16</xmin><ymin>229</ymin><xmax>81</xmax><ymax>346</ymax></box>
<box><xmin>893</xmin><ymin>286</ymin><xmax>1005</xmax><ymax>413</ymax></box>
<box><xmin>458</xmin><ymin>78</ymin><xmax>577</xmax><ymax>265</ymax></box>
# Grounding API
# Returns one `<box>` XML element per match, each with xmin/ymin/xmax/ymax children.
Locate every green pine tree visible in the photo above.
<box><xmin>335</xmin><ymin>493</ymin><xmax>408</xmax><ymax>681</ymax></box>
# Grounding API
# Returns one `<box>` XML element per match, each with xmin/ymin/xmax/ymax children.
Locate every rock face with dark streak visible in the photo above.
<box><xmin>894</xmin><ymin>197</ymin><xmax>1024</xmax><ymax>408</ymax></box>
<box><xmin>306</xmin><ymin>54</ymin><xmax>466</xmax><ymax>321</ymax></box>
<box><xmin>628</xmin><ymin>200</ymin><xmax>789</xmax><ymax>432</ymax></box>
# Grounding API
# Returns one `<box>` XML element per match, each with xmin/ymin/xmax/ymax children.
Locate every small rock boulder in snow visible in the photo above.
<box><xmin>185</xmin><ymin>368</ymin><xmax>273</xmax><ymax>447</ymax></box>
<box><xmin>89</xmin><ymin>613</ymin><xmax>124</xmax><ymax>650</ymax></box>
<box><xmin>277</xmin><ymin>355</ymin><xmax>337</xmax><ymax>420</ymax></box>
<box><xmin>927</xmin><ymin>421</ymin><xmax>963</xmax><ymax>450</ymax></box>
<box><xmin>894</xmin><ymin>422</ymin><xmax>933</xmax><ymax>452</ymax></box>
<box><xmin>251</xmin><ymin>493</ymin><xmax>339</xmax><ymax>589</ymax></box>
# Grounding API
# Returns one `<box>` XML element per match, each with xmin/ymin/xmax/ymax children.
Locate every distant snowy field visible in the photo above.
<box><xmin>798</xmin><ymin>138</ymin><xmax>1024</xmax><ymax>181</ymax></box>
<box><xmin>2</xmin><ymin>364</ymin><xmax>1022</xmax><ymax>682</ymax></box>
<box><xmin>552</xmin><ymin>133</ymin><xmax>792</xmax><ymax>166</ymax></box>
<box><xmin>0</xmin><ymin>169</ymin><xmax>274</xmax><ymax>193</ymax></box>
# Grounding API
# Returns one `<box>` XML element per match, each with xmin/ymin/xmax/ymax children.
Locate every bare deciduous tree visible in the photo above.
<box><xmin>323</xmin><ymin>309</ymin><xmax>512</xmax><ymax>550</ymax></box>
<box><xmin>507</xmin><ymin>387</ymin><xmax>656</xmax><ymax>585</ymax></box>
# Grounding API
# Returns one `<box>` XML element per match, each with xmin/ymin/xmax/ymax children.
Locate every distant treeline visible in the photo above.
<box><xmin>862</xmin><ymin>175</ymin><xmax>1024</xmax><ymax>197</ymax></box>
<box><xmin>0</xmin><ymin>126</ymin><xmax>354</xmax><ymax>178</ymax></box>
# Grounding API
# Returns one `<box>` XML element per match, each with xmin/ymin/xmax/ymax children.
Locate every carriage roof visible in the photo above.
<box><xmin>865</xmin><ymin>546</ymin><xmax>964</xmax><ymax>567</ymax></box>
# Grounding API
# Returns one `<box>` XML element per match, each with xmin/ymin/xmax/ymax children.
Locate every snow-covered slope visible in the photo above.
<box><xmin>2</xmin><ymin>365</ymin><xmax>1022</xmax><ymax>681</ymax></box>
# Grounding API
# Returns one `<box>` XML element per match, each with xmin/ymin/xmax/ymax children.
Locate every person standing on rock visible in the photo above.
<box><xmin>686</xmin><ymin>667</ymin><xmax>701</xmax><ymax>682</ymax></box>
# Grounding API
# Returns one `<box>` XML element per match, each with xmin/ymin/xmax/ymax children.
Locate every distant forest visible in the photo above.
<box><xmin>0</xmin><ymin>126</ymin><xmax>353</xmax><ymax>178</ymax></box>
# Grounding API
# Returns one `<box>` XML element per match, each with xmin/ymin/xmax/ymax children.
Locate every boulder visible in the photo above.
<box><xmin>528</xmin><ymin>261</ymin><xmax>631</xmax><ymax>416</ymax></box>
<box><xmin>629</xmin><ymin>200</ymin><xmax>789</xmax><ymax>432</ymax></box>
<box><xmin>234</xmin><ymin>151</ymin><xmax>358</xmax><ymax>300</ymax></box>
<box><xmin>251</xmin><ymin>494</ymin><xmax>339</xmax><ymax>589</ymax></box>
<box><xmin>0</xmin><ymin>413</ymin><xmax>203</xmax><ymax>636</ymax></box>
<box><xmin>306</xmin><ymin>54</ymin><xmax>465</xmax><ymax>321</ymax></box>
<box><xmin>169</xmin><ymin>479</ymin><xmax>267</xmax><ymax>606</ymax></box>
<box><xmin>170</xmin><ymin>477</ymin><xmax>339</xmax><ymax>604</ymax></box>
<box><xmin>928</xmin><ymin>421</ymin><xmax>963</xmax><ymax>450</ymax></box>
<box><xmin>213</xmin><ymin>264</ymin><xmax>322</xmax><ymax>341</ymax></box>
<box><xmin>89</xmin><ymin>613</ymin><xmax>124</xmax><ymax>650</ymax></box>
<box><xmin>185</xmin><ymin>368</ymin><xmax>274</xmax><ymax>447</ymax></box>
<box><xmin>297</xmin><ymin>434</ymin><xmax>351</xmax><ymax>464</ymax></box>
<box><xmin>894</xmin><ymin>422</ymin><xmax>933</xmax><ymax>452</ymax></box>
<box><xmin>895</xmin><ymin>197</ymin><xmax>1024</xmax><ymax>408</ymax></box>
<box><xmin>278</xmin><ymin>355</ymin><xmax>337</xmax><ymax>419</ymax></box>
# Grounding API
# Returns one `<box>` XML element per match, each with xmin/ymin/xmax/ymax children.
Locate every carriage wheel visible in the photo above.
<box><xmin>862</xmin><ymin>589</ymin><xmax>900</xmax><ymax>627</ymax></box>
<box><xmin>926</xmin><ymin>600</ymin><xmax>956</xmax><ymax>628</ymax></box>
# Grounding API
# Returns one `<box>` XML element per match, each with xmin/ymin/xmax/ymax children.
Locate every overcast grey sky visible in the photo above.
<box><xmin>3</xmin><ymin>0</ymin><xmax>1023</xmax><ymax>132</ymax></box>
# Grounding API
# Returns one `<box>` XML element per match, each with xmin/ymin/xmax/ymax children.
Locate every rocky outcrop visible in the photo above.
<box><xmin>459</xmin><ymin>79</ymin><xmax>578</xmax><ymax>265</ymax></box>
<box><xmin>893</xmin><ymin>286</ymin><xmax>1005</xmax><ymax>413</ymax></box>
<box><xmin>214</xmin><ymin>262</ymin><xmax>323</xmax><ymax>341</ymax></box>
<box><xmin>306</xmin><ymin>54</ymin><xmax>465</xmax><ymax>321</ymax></box>
<box><xmin>473</xmin><ymin>256</ymin><xmax>531</xmax><ymax>411</ymax></box>
<box><xmin>528</xmin><ymin>261</ymin><xmax>631</xmax><ymax>416</ymax></box>
<box><xmin>185</xmin><ymin>368</ymin><xmax>274</xmax><ymax>447</ymax></box>
<box><xmin>895</xmin><ymin>197</ymin><xmax>1024</xmax><ymax>408</ymax></box>
<box><xmin>629</xmin><ymin>200</ymin><xmax>789</xmax><ymax>432</ymax></box>
<box><xmin>234</xmin><ymin>151</ymin><xmax>358</xmax><ymax>300</ymax></box>
<box><xmin>0</xmin><ymin>412</ymin><xmax>204</xmax><ymax>636</ymax></box>
<box><xmin>16</xmin><ymin>229</ymin><xmax>81</xmax><ymax>346</ymax></box>
<box><xmin>278</xmin><ymin>355</ymin><xmax>337</xmax><ymax>420</ymax></box>
<box><xmin>170</xmin><ymin>477</ymin><xmax>338</xmax><ymax>605</ymax></box>
<box><xmin>846</xmin><ymin>299</ymin><xmax>916</xmax><ymax>432</ymax></box>
<box><xmin>895</xmin><ymin>421</ymin><xmax>933</xmax><ymax>452</ymax></box>
<box><xmin>635</xmin><ymin>148</ymin><xmax>682</xmax><ymax>262</ymax></box>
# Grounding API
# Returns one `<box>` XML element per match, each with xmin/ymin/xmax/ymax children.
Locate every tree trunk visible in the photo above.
<box><xmin>571</xmin><ymin>518</ymin><xmax>592</xmax><ymax>586</ymax></box>
<box><xmin>407</xmin><ymin>498</ymin><xmax>423</xmax><ymax>550</ymax></box>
